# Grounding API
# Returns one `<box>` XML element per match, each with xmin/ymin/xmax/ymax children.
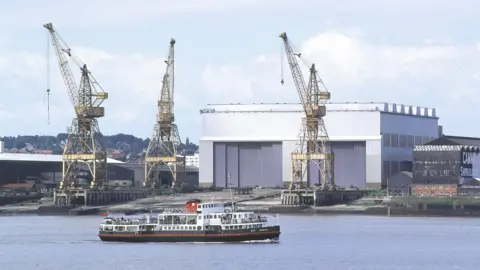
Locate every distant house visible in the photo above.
<box><xmin>387</xmin><ymin>171</ymin><xmax>412</xmax><ymax>195</ymax></box>
<box><xmin>42</xmin><ymin>181</ymin><xmax>57</xmax><ymax>190</ymax></box>
<box><xmin>111</xmin><ymin>150</ymin><xmax>123</xmax><ymax>159</ymax></box>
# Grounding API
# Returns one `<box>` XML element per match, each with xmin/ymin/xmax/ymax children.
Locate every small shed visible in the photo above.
<box><xmin>387</xmin><ymin>171</ymin><xmax>412</xmax><ymax>195</ymax></box>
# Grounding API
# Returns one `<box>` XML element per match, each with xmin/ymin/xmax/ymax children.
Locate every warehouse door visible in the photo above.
<box><xmin>213</xmin><ymin>142</ymin><xmax>283</xmax><ymax>188</ymax></box>
<box><xmin>308</xmin><ymin>141</ymin><xmax>366</xmax><ymax>188</ymax></box>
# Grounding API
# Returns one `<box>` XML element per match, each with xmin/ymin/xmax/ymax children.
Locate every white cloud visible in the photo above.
<box><xmin>0</xmin><ymin>41</ymin><xmax>198</xmax><ymax>138</ymax></box>
<box><xmin>201</xmin><ymin>30</ymin><xmax>480</xmax><ymax>102</ymax></box>
<box><xmin>2</xmin><ymin>28</ymin><xmax>480</xmax><ymax>140</ymax></box>
<box><xmin>200</xmin><ymin>29</ymin><xmax>480</xmax><ymax>136</ymax></box>
<box><xmin>1</xmin><ymin>0</ymin><xmax>288</xmax><ymax>27</ymax></box>
<box><xmin>3</xmin><ymin>0</ymin><xmax>475</xmax><ymax>29</ymax></box>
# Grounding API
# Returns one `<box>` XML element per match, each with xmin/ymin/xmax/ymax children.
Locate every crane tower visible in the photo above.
<box><xmin>279</xmin><ymin>32</ymin><xmax>335</xmax><ymax>191</ymax></box>
<box><xmin>144</xmin><ymin>38</ymin><xmax>184</xmax><ymax>189</ymax></box>
<box><xmin>45</xmin><ymin>23</ymin><xmax>109</xmax><ymax>193</ymax></box>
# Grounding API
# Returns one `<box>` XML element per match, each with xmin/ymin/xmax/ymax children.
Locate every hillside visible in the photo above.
<box><xmin>2</xmin><ymin>134</ymin><xmax>198</xmax><ymax>162</ymax></box>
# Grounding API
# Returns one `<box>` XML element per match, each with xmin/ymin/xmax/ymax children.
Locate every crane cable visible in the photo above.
<box><xmin>46</xmin><ymin>30</ymin><xmax>51</xmax><ymax>125</ymax></box>
<box><xmin>280</xmin><ymin>41</ymin><xmax>284</xmax><ymax>85</ymax></box>
<box><xmin>281</xmin><ymin>37</ymin><xmax>330</xmax><ymax>94</ymax></box>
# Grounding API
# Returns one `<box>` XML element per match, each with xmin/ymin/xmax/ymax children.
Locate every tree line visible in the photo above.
<box><xmin>2</xmin><ymin>134</ymin><xmax>199</xmax><ymax>158</ymax></box>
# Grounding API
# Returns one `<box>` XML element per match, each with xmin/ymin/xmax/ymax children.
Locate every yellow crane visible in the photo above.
<box><xmin>279</xmin><ymin>32</ymin><xmax>335</xmax><ymax>191</ymax></box>
<box><xmin>144</xmin><ymin>38</ymin><xmax>184</xmax><ymax>189</ymax></box>
<box><xmin>45</xmin><ymin>23</ymin><xmax>109</xmax><ymax>191</ymax></box>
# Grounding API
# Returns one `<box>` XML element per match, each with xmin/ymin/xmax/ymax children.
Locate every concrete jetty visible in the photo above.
<box><xmin>281</xmin><ymin>189</ymin><xmax>363</xmax><ymax>206</ymax></box>
<box><xmin>53</xmin><ymin>188</ymin><xmax>149</xmax><ymax>206</ymax></box>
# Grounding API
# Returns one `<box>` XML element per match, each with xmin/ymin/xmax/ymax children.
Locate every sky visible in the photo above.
<box><xmin>0</xmin><ymin>0</ymin><xmax>479</xmax><ymax>143</ymax></box>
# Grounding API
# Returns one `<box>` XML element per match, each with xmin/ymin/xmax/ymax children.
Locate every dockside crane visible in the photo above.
<box><xmin>144</xmin><ymin>38</ymin><xmax>184</xmax><ymax>189</ymax></box>
<box><xmin>279</xmin><ymin>32</ymin><xmax>335</xmax><ymax>191</ymax></box>
<box><xmin>44</xmin><ymin>23</ymin><xmax>109</xmax><ymax>191</ymax></box>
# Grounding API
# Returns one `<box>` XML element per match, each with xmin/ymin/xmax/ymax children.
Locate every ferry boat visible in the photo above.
<box><xmin>98</xmin><ymin>198</ymin><xmax>281</xmax><ymax>243</ymax></box>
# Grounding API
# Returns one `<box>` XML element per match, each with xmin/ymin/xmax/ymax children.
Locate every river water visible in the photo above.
<box><xmin>1</xmin><ymin>214</ymin><xmax>480</xmax><ymax>270</ymax></box>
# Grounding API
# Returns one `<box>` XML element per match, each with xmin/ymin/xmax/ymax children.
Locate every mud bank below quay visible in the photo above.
<box><xmin>4</xmin><ymin>193</ymin><xmax>480</xmax><ymax>218</ymax></box>
<box><xmin>263</xmin><ymin>205</ymin><xmax>480</xmax><ymax>218</ymax></box>
<box><xmin>3</xmin><ymin>203</ymin><xmax>480</xmax><ymax>219</ymax></box>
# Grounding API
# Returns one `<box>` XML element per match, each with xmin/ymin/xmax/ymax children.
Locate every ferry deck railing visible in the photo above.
<box><xmin>220</xmin><ymin>216</ymin><xmax>268</xmax><ymax>225</ymax></box>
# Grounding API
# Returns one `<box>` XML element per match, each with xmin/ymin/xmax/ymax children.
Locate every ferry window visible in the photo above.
<box><xmin>197</xmin><ymin>226</ymin><xmax>201</xmax><ymax>230</ymax></box>
<box><xmin>198</xmin><ymin>205</ymin><xmax>202</xmax><ymax>209</ymax></box>
<box><xmin>214</xmin><ymin>215</ymin><xmax>217</xmax><ymax>218</ymax></box>
<box><xmin>198</xmin><ymin>216</ymin><xmax>202</xmax><ymax>220</ymax></box>
<box><xmin>180</xmin><ymin>226</ymin><xmax>184</xmax><ymax>230</ymax></box>
<box><xmin>189</xmin><ymin>226</ymin><xmax>192</xmax><ymax>230</ymax></box>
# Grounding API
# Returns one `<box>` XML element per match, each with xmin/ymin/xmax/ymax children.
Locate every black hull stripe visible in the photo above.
<box><xmin>99</xmin><ymin>233</ymin><xmax>280</xmax><ymax>243</ymax></box>
<box><xmin>100</xmin><ymin>231</ymin><xmax>280</xmax><ymax>237</ymax></box>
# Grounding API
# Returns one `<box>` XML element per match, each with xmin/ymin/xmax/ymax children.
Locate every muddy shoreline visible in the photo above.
<box><xmin>3</xmin><ymin>191</ymin><xmax>480</xmax><ymax>218</ymax></box>
<box><xmin>2</xmin><ymin>203</ymin><xmax>480</xmax><ymax>218</ymax></box>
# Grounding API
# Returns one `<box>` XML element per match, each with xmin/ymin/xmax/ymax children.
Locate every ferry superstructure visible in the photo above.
<box><xmin>98</xmin><ymin>199</ymin><xmax>281</xmax><ymax>243</ymax></box>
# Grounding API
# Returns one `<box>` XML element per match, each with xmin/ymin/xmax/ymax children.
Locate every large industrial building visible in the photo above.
<box><xmin>0</xmin><ymin>140</ymin><xmax>199</xmax><ymax>187</ymax></box>
<box><xmin>412</xmin><ymin>135</ymin><xmax>480</xmax><ymax>196</ymax></box>
<box><xmin>199</xmin><ymin>102</ymin><xmax>439</xmax><ymax>189</ymax></box>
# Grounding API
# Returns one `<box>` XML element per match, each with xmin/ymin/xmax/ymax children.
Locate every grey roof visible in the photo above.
<box><xmin>115</xmin><ymin>162</ymin><xmax>199</xmax><ymax>172</ymax></box>
<box><xmin>415</xmin><ymin>135</ymin><xmax>480</xmax><ymax>152</ymax></box>
<box><xmin>443</xmin><ymin>135</ymin><xmax>480</xmax><ymax>146</ymax></box>
<box><xmin>398</xmin><ymin>171</ymin><xmax>413</xmax><ymax>178</ymax></box>
<box><xmin>201</xmin><ymin>102</ymin><xmax>437</xmax><ymax>118</ymax></box>
<box><xmin>415</xmin><ymin>145</ymin><xmax>467</xmax><ymax>151</ymax></box>
<box><xmin>0</xmin><ymin>153</ymin><xmax>123</xmax><ymax>163</ymax></box>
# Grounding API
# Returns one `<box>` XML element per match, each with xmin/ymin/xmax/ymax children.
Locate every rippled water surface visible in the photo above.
<box><xmin>1</xmin><ymin>214</ymin><xmax>480</xmax><ymax>270</ymax></box>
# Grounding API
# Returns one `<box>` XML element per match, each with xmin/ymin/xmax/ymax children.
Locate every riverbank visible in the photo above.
<box><xmin>3</xmin><ymin>191</ymin><xmax>480</xmax><ymax>218</ymax></box>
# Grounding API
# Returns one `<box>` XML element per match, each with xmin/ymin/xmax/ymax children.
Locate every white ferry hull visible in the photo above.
<box><xmin>99</xmin><ymin>226</ymin><xmax>280</xmax><ymax>243</ymax></box>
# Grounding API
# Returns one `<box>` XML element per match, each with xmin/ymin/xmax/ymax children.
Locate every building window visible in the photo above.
<box><xmin>399</xmin><ymin>135</ymin><xmax>407</xmax><ymax>148</ymax></box>
<box><xmin>383</xmin><ymin>160</ymin><xmax>391</xmax><ymax>180</ymax></box>
<box><xmin>406</xmin><ymin>135</ymin><xmax>414</xmax><ymax>148</ymax></box>
<box><xmin>391</xmin><ymin>134</ymin><xmax>399</xmax><ymax>147</ymax></box>
<box><xmin>391</xmin><ymin>161</ymin><xmax>399</xmax><ymax>174</ymax></box>
<box><xmin>414</xmin><ymin>136</ymin><xmax>422</xmax><ymax>145</ymax></box>
<box><xmin>383</xmin><ymin>133</ymin><xmax>391</xmax><ymax>147</ymax></box>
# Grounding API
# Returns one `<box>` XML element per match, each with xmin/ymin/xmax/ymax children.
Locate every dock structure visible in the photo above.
<box><xmin>233</xmin><ymin>187</ymin><xmax>254</xmax><ymax>195</ymax></box>
<box><xmin>281</xmin><ymin>189</ymin><xmax>363</xmax><ymax>206</ymax></box>
<box><xmin>53</xmin><ymin>189</ymin><xmax>149</xmax><ymax>206</ymax></box>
